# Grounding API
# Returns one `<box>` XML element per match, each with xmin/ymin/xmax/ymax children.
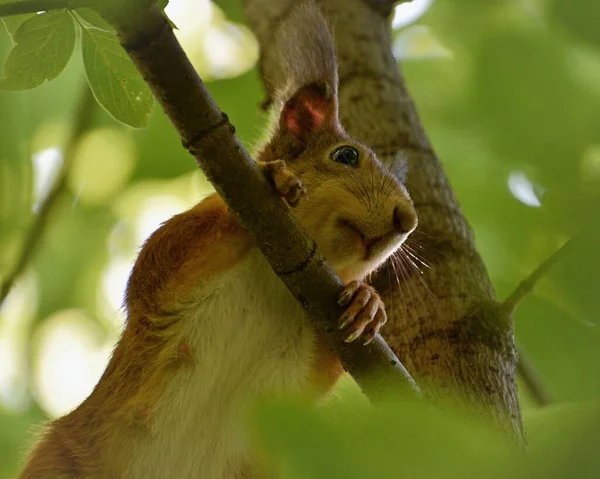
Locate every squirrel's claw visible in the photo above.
<box><xmin>338</xmin><ymin>281</ymin><xmax>387</xmax><ymax>345</ymax></box>
<box><xmin>259</xmin><ymin>159</ymin><xmax>306</xmax><ymax>207</ymax></box>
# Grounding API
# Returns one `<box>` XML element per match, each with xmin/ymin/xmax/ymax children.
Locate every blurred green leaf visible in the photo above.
<box><xmin>81</xmin><ymin>27</ymin><xmax>153</xmax><ymax>128</ymax></box>
<box><xmin>551</xmin><ymin>1</ymin><xmax>600</xmax><ymax>48</ymax></box>
<box><xmin>525</xmin><ymin>400</ymin><xmax>600</xmax><ymax>478</ymax></box>
<box><xmin>252</xmin><ymin>395</ymin><xmax>524</xmax><ymax>479</ymax></box>
<box><xmin>0</xmin><ymin>11</ymin><xmax>75</xmax><ymax>90</ymax></box>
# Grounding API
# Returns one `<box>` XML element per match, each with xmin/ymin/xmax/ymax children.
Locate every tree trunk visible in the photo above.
<box><xmin>243</xmin><ymin>0</ymin><xmax>523</xmax><ymax>438</ymax></box>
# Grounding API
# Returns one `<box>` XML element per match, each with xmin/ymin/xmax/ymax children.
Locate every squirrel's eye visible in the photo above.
<box><xmin>331</xmin><ymin>146</ymin><xmax>359</xmax><ymax>167</ymax></box>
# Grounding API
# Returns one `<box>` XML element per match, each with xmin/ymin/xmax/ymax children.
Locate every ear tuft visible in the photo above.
<box><xmin>280</xmin><ymin>83</ymin><xmax>337</xmax><ymax>140</ymax></box>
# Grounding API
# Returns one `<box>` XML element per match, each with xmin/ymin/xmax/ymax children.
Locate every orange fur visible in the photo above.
<box><xmin>19</xmin><ymin>194</ymin><xmax>251</xmax><ymax>477</ymax></box>
<box><xmin>126</xmin><ymin>192</ymin><xmax>252</xmax><ymax>318</ymax></box>
<box><xmin>19</xmin><ymin>193</ymin><xmax>347</xmax><ymax>479</ymax></box>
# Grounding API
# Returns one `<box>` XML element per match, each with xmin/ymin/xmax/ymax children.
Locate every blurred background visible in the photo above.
<box><xmin>0</xmin><ymin>0</ymin><xmax>599</xmax><ymax>477</ymax></box>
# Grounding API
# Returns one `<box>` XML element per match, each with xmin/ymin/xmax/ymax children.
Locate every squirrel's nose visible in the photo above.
<box><xmin>394</xmin><ymin>205</ymin><xmax>418</xmax><ymax>234</ymax></box>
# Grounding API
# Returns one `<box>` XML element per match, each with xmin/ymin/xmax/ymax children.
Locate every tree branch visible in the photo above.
<box><xmin>99</xmin><ymin>3</ymin><xmax>419</xmax><ymax>399</ymax></box>
<box><xmin>0</xmin><ymin>84</ymin><xmax>96</xmax><ymax>305</ymax></box>
<box><xmin>503</xmin><ymin>237</ymin><xmax>576</xmax><ymax>314</ymax></box>
<box><xmin>0</xmin><ymin>0</ymin><xmax>80</xmax><ymax>17</ymax></box>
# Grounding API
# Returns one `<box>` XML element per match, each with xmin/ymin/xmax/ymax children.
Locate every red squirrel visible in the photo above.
<box><xmin>19</xmin><ymin>3</ymin><xmax>417</xmax><ymax>478</ymax></box>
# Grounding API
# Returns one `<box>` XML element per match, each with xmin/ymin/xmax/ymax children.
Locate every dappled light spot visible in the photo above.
<box><xmin>31</xmin><ymin>147</ymin><xmax>62</xmax><ymax>213</ymax></box>
<box><xmin>111</xmin><ymin>173</ymin><xmax>202</xmax><ymax>226</ymax></box>
<box><xmin>99</xmin><ymin>256</ymin><xmax>132</xmax><ymax>322</ymax></box>
<box><xmin>134</xmin><ymin>195</ymin><xmax>189</xmax><ymax>246</ymax></box>
<box><xmin>0</xmin><ymin>271</ymin><xmax>38</xmax><ymax>331</ymax></box>
<box><xmin>508</xmin><ymin>170</ymin><xmax>543</xmax><ymax>208</ymax></box>
<box><xmin>68</xmin><ymin>128</ymin><xmax>136</xmax><ymax>206</ymax></box>
<box><xmin>393</xmin><ymin>25</ymin><xmax>453</xmax><ymax>60</ymax></box>
<box><xmin>392</xmin><ymin>0</ymin><xmax>434</xmax><ymax>30</ymax></box>
<box><xmin>29</xmin><ymin>123</ymin><xmax>70</xmax><ymax>213</ymax></box>
<box><xmin>581</xmin><ymin>145</ymin><xmax>600</xmax><ymax>184</ymax></box>
<box><xmin>32</xmin><ymin>309</ymin><xmax>112</xmax><ymax>418</ymax></box>
<box><xmin>165</xmin><ymin>0</ymin><xmax>258</xmax><ymax>80</ymax></box>
<box><xmin>203</xmin><ymin>23</ymin><xmax>258</xmax><ymax>79</ymax></box>
<box><xmin>0</xmin><ymin>339</ymin><xmax>26</xmax><ymax>412</ymax></box>
<box><xmin>0</xmin><ymin>273</ymin><xmax>37</xmax><ymax>412</ymax></box>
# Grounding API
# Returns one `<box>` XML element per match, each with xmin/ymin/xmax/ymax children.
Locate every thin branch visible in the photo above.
<box><xmin>503</xmin><ymin>237</ymin><xmax>576</xmax><ymax>314</ymax></box>
<box><xmin>0</xmin><ymin>84</ymin><xmax>96</xmax><ymax>305</ymax></box>
<box><xmin>0</xmin><ymin>0</ymin><xmax>80</xmax><ymax>17</ymax></box>
<box><xmin>101</xmin><ymin>3</ymin><xmax>419</xmax><ymax>400</ymax></box>
<box><xmin>504</xmin><ymin>238</ymin><xmax>583</xmax><ymax>408</ymax></box>
<box><xmin>517</xmin><ymin>342</ymin><xmax>553</xmax><ymax>407</ymax></box>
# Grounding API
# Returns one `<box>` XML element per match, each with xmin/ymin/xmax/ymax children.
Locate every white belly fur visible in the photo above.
<box><xmin>125</xmin><ymin>248</ymin><xmax>316</xmax><ymax>478</ymax></box>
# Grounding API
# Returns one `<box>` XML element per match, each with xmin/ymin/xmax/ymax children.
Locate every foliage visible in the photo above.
<box><xmin>252</xmin><ymin>384</ymin><xmax>600</xmax><ymax>479</ymax></box>
<box><xmin>0</xmin><ymin>0</ymin><xmax>599</xmax><ymax>478</ymax></box>
<box><xmin>0</xmin><ymin>11</ymin><xmax>76</xmax><ymax>90</ymax></box>
<box><xmin>80</xmin><ymin>27</ymin><xmax>153</xmax><ymax>128</ymax></box>
<box><xmin>0</xmin><ymin>6</ymin><xmax>155</xmax><ymax>127</ymax></box>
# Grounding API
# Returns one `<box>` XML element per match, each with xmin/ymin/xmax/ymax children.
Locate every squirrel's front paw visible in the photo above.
<box><xmin>259</xmin><ymin>159</ymin><xmax>306</xmax><ymax>207</ymax></box>
<box><xmin>338</xmin><ymin>281</ymin><xmax>387</xmax><ymax>345</ymax></box>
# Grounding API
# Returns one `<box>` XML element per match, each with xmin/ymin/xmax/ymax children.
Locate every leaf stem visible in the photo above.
<box><xmin>0</xmin><ymin>0</ymin><xmax>81</xmax><ymax>17</ymax></box>
<box><xmin>0</xmin><ymin>84</ymin><xmax>96</xmax><ymax>305</ymax></box>
<box><xmin>503</xmin><ymin>237</ymin><xmax>576</xmax><ymax>314</ymax></box>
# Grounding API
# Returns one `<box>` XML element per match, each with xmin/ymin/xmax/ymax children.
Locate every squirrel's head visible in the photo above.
<box><xmin>258</xmin><ymin>1</ymin><xmax>418</xmax><ymax>282</ymax></box>
<box><xmin>258</xmin><ymin>82</ymin><xmax>418</xmax><ymax>283</ymax></box>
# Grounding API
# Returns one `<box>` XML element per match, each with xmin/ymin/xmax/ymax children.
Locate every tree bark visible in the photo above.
<box><xmin>243</xmin><ymin>0</ymin><xmax>523</xmax><ymax>437</ymax></box>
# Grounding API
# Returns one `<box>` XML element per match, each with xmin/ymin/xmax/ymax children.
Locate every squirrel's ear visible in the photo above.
<box><xmin>280</xmin><ymin>83</ymin><xmax>338</xmax><ymax>140</ymax></box>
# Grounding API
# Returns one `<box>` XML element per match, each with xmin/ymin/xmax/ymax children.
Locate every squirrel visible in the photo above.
<box><xmin>18</xmin><ymin>2</ymin><xmax>417</xmax><ymax>478</ymax></box>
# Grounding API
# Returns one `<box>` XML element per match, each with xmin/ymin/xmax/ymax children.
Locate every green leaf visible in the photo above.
<box><xmin>1</xmin><ymin>13</ymin><xmax>35</xmax><ymax>39</ymax></box>
<box><xmin>0</xmin><ymin>11</ymin><xmax>76</xmax><ymax>90</ymax></box>
<box><xmin>252</xmin><ymin>396</ymin><xmax>525</xmax><ymax>479</ymax></box>
<box><xmin>81</xmin><ymin>27</ymin><xmax>154</xmax><ymax>128</ymax></box>
<box><xmin>74</xmin><ymin>8</ymin><xmax>115</xmax><ymax>32</ymax></box>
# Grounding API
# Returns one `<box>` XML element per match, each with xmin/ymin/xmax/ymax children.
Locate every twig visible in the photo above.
<box><xmin>503</xmin><ymin>237</ymin><xmax>576</xmax><ymax>314</ymax></box>
<box><xmin>504</xmin><ymin>238</ymin><xmax>580</xmax><ymax>408</ymax></box>
<box><xmin>99</xmin><ymin>3</ymin><xmax>419</xmax><ymax>399</ymax></box>
<box><xmin>0</xmin><ymin>0</ymin><xmax>80</xmax><ymax>17</ymax></box>
<box><xmin>516</xmin><ymin>342</ymin><xmax>553</xmax><ymax>407</ymax></box>
<box><xmin>0</xmin><ymin>84</ymin><xmax>96</xmax><ymax>305</ymax></box>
